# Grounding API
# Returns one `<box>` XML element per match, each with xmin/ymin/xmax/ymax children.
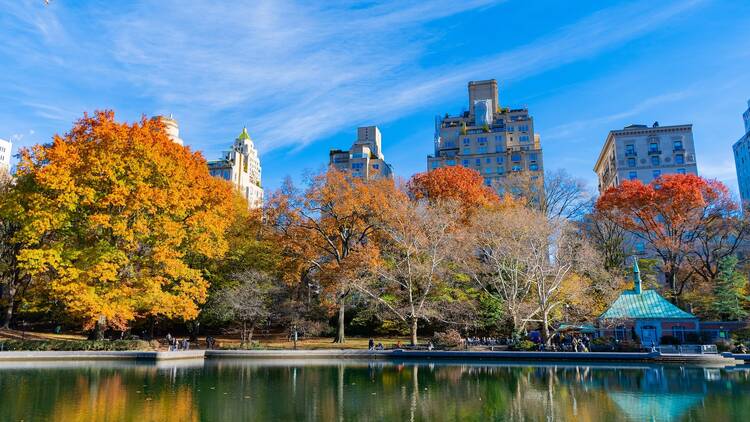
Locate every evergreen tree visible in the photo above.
<box><xmin>712</xmin><ymin>256</ymin><xmax>749</xmax><ymax>321</ymax></box>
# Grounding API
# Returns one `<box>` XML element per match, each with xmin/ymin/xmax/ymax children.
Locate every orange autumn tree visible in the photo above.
<box><xmin>407</xmin><ymin>166</ymin><xmax>507</xmax><ymax>217</ymax></box>
<box><xmin>267</xmin><ymin>169</ymin><xmax>396</xmax><ymax>343</ymax></box>
<box><xmin>11</xmin><ymin>111</ymin><xmax>235</xmax><ymax>331</ymax></box>
<box><xmin>596</xmin><ymin>174</ymin><xmax>732</xmax><ymax>300</ymax></box>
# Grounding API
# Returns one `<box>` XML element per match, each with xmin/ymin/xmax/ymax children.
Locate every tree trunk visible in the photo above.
<box><xmin>410</xmin><ymin>317</ymin><xmax>418</xmax><ymax>346</ymax></box>
<box><xmin>541</xmin><ymin>311</ymin><xmax>550</xmax><ymax>345</ymax></box>
<box><xmin>241</xmin><ymin>321</ymin><xmax>247</xmax><ymax>347</ymax></box>
<box><xmin>248</xmin><ymin>322</ymin><xmax>256</xmax><ymax>342</ymax></box>
<box><xmin>334</xmin><ymin>300</ymin><xmax>346</xmax><ymax>343</ymax></box>
<box><xmin>1</xmin><ymin>281</ymin><xmax>18</xmax><ymax>329</ymax></box>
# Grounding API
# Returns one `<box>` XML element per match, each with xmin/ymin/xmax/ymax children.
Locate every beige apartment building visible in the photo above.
<box><xmin>594</xmin><ymin>122</ymin><xmax>698</xmax><ymax>193</ymax></box>
<box><xmin>0</xmin><ymin>138</ymin><xmax>11</xmax><ymax>175</ymax></box>
<box><xmin>427</xmin><ymin>79</ymin><xmax>543</xmax><ymax>191</ymax></box>
<box><xmin>208</xmin><ymin>127</ymin><xmax>264</xmax><ymax>208</ymax></box>
<box><xmin>329</xmin><ymin>126</ymin><xmax>393</xmax><ymax>179</ymax></box>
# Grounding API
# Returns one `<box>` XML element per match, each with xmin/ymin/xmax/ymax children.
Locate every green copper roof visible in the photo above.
<box><xmin>237</xmin><ymin>127</ymin><xmax>251</xmax><ymax>141</ymax></box>
<box><xmin>600</xmin><ymin>290</ymin><xmax>696</xmax><ymax>320</ymax></box>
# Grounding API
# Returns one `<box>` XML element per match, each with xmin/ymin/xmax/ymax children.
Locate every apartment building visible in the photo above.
<box><xmin>427</xmin><ymin>79</ymin><xmax>543</xmax><ymax>190</ymax></box>
<box><xmin>0</xmin><ymin>138</ymin><xmax>11</xmax><ymax>174</ymax></box>
<box><xmin>733</xmin><ymin>100</ymin><xmax>750</xmax><ymax>206</ymax></box>
<box><xmin>208</xmin><ymin>127</ymin><xmax>264</xmax><ymax>208</ymax></box>
<box><xmin>594</xmin><ymin>122</ymin><xmax>698</xmax><ymax>193</ymax></box>
<box><xmin>329</xmin><ymin>126</ymin><xmax>393</xmax><ymax>179</ymax></box>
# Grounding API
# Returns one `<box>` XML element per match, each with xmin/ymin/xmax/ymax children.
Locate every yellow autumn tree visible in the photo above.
<box><xmin>10</xmin><ymin>110</ymin><xmax>235</xmax><ymax>330</ymax></box>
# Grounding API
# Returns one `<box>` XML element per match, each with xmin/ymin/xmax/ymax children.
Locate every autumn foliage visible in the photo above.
<box><xmin>596</xmin><ymin>174</ymin><xmax>735</xmax><ymax>296</ymax></box>
<box><xmin>407</xmin><ymin>166</ymin><xmax>501</xmax><ymax>214</ymax></box>
<box><xmin>9</xmin><ymin>111</ymin><xmax>235</xmax><ymax>329</ymax></box>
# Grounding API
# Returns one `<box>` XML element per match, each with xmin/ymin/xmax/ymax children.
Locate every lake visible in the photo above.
<box><xmin>0</xmin><ymin>358</ymin><xmax>749</xmax><ymax>421</ymax></box>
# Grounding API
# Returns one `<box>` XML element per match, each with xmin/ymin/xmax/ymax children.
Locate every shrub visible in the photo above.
<box><xmin>510</xmin><ymin>340</ymin><xmax>537</xmax><ymax>351</ymax></box>
<box><xmin>715</xmin><ymin>340</ymin><xmax>732</xmax><ymax>353</ymax></box>
<box><xmin>432</xmin><ymin>329</ymin><xmax>462</xmax><ymax>348</ymax></box>
<box><xmin>731</xmin><ymin>328</ymin><xmax>750</xmax><ymax>344</ymax></box>
<box><xmin>0</xmin><ymin>339</ymin><xmax>156</xmax><ymax>351</ymax></box>
<box><xmin>217</xmin><ymin>341</ymin><xmax>261</xmax><ymax>350</ymax></box>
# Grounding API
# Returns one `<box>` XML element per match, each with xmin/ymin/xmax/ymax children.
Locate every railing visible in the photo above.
<box><xmin>625</xmin><ymin>150</ymin><xmax>637</xmax><ymax>157</ymax></box>
<box><xmin>657</xmin><ymin>344</ymin><xmax>718</xmax><ymax>354</ymax></box>
<box><xmin>648</xmin><ymin>149</ymin><xmax>662</xmax><ymax>155</ymax></box>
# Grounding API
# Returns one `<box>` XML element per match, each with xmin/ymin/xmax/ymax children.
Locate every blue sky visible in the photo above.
<box><xmin>2</xmin><ymin>0</ymin><xmax>749</xmax><ymax>195</ymax></box>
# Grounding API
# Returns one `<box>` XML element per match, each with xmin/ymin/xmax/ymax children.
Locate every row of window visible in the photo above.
<box><xmin>627</xmin><ymin>154</ymin><xmax>685</xmax><ymax>167</ymax></box>
<box><xmin>628</xmin><ymin>168</ymin><xmax>686</xmax><ymax>180</ymax></box>
<box><xmin>624</xmin><ymin>139</ymin><xmax>684</xmax><ymax>155</ymax></box>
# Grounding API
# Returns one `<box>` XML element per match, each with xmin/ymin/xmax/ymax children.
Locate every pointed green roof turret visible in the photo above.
<box><xmin>237</xmin><ymin>127</ymin><xmax>251</xmax><ymax>141</ymax></box>
<box><xmin>632</xmin><ymin>256</ymin><xmax>642</xmax><ymax>294</ymax></box>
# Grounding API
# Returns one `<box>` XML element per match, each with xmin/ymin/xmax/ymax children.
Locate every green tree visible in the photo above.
<box><xmin>711</xmin><ymin>256</ymin><xmax>749</xmax><ymax>321</ymax></box>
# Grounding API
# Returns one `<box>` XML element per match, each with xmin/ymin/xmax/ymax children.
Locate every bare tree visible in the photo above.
<box><xmin>355</xmin><ymin>199</ymin><xmax>464</xmax><ymax>345</ymax></box>
<box><xmin>497</xmin><ymin>169</ymin><xmax>591</xmax><ymax>220</ymax></box>
<box><xmin>529</xmin><ymin>219</ymin><xmax>597</xmax><ymax>344</ymax></box>
<box><xmin>579</xmin><ymin>203</ymin><xmax>630</xmax><ymax>272</ymax></box>
<box><xmin>463</xmin><ymin>206</ymin><xmax>540</xmax><ymax>336</ymax></box>
<box><xmin>208</xmin><ymin>270</ymin><xmax>280</xmax><ymax>346</ymax></box>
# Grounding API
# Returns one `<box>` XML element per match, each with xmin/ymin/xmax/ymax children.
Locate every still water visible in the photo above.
<box><xmin>0</xmin><ymin>358</ymin><xmax>749</xmax><ymax>421</ymax></box>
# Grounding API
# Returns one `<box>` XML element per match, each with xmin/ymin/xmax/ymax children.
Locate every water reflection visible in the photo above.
<box><xmin>0</xmin><ymin>359</ymin><xmax>749</xmax><ymax>421</ymax></box>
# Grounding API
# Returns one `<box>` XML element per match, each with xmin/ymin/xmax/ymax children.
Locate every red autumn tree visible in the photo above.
<box><xmin>407</xmin><ymin>166</ymin><xmax>502</xmax><ymax>215</ymax></box>
<box><xmin>596</xmin><ymin>174</ymin><xmax>736</xmax><ymax>300</ymax></box>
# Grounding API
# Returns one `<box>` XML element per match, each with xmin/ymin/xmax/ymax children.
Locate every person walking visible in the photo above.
<box><xmin>368</xmin><ymin>338</ymin><xmax>375</xmax><ymax>350</ymax></box>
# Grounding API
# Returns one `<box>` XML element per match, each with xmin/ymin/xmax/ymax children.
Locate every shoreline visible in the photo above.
<box><xmin>0</xmin><ymin>349</ymin><xmax>745</xmax><ymax>366</ymax></box>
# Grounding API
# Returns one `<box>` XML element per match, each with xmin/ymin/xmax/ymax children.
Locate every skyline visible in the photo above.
<box><xmin>2</xmin><ymin>0</ymin><xmax>749</xmax><ymax>195</ymax></box>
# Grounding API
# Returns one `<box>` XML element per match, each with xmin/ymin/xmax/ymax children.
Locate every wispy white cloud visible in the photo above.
<box><xmin>1</xmin><ymin>0</ymin><xmax>706</xmax><ymax>155</ymax></box>
<box><xmin>543</xmin><ymin>90</ymin><xmax>695</xmax><ymax>142</ymax></box>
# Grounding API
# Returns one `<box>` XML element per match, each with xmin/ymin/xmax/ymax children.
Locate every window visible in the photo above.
<box><xmin>673</xmin><ymin>140</ymin><xmax>684</xmax><ymax>150</ymax></box>
<box><xmin>484</xmin><ymin>177</ymin><xmax>492</xmax><ymax>186</ymax></box>
<box><xmin>485</xmin><ymin>157</ymin><xmax>491</xmax><ymax>164</ymax></box>
<box><xmin>431</xmin><ymin>161</ymin><xmax>439</xmax><ymax>169</ymax></box>
<box><xmin>477</xmin><ymin>146</ymin><xmax>488</xmax><ymax>154</ymax></box>
<box><xmin>649</xmin><ymin>142</ymin><xmax>659</xmax><ymax>152</ymax></box>
<box><xmin>672</xmin><ymin>326</ymin><xmax>686</xmax><ymax>343</ymax></box>
<box><xmin>496</xmin><ymin>156</ymin><xmax>504</xmax><ymax>164</ymax></box>
<box><xmin>628</xmin><ymin>158</ymin><xmax>636</xmax><ymax>167</ymax></box>
<box><xmin>484</xmin><ymin>167</ymin><xmax>492</xmax><ymax>174</ymax></box>
<box><xmin>520</xmin><ymin>146</ymin><xmax>530</xmax><ymax>151</ymax></box>
<box><xmin>519</xmin><ymin>135</ymin><xmax>530</xmax><ymax>142</ymax></box>
<box><xmin>653</xmin><ymin>170</ymin><xmax>661</xmax><ymax>178</ymax></box>
<box><xmin>529</xmin><ymin>163</ymin><xmax>539</xmax><ymax>171</ymax></box>
<box><xmin>497</xmin><ymin>166</ymin><xmax>504</xmax><ymax>174</ymax></box>
<box><xmin>507</xmin><ymin>126</ymin><xmax>514</xmax><ymax>132</ymax></box>
<box><xmin>477</xmin><ymin>137</ymin><xmax>487</xmax><ymax>144</ymax></box>
<box><xmin>676</xmin><ymin>168</ymin><xmax>686</xmax><ymax>175</ymax></box>
<box><xmin>625</xmin><ymin>144</ymin><xmax>635</xmax><ymax>155</ymax></box>
<box><xmin>462</xmin><ymin>159</ymin><xmax>469</xmax><ymax>167</ymax></box>
<box><xmin>463</xmin><ymin>138</ymin><xmax>471</xmax><ymax>146</ymax></box>
<box><xmin>518</xmin><ymin>124</ymin><xmax>529</xmax><ymax>132</ymax></box>
<box><xmin>615</xmin><ymin>326</ymin><xmax>626</xmax><ymax>341</ymax></box>
<box><xmin>629</xmin><ymin>171</ymin><xmax>637</xmax><ymax>180</ymax></box>
<box><xmin>495</xmin><ymin>145</ymin><xmax>504</xmax><ymax>153</ymax></box>
<box><xmin>511</xmin><ymin>153</ymin><xmax>521</xmax><ymax>162</ymax></box>
<box><xmin>446</xmin><ymin>159</ymin><xmax>456</xmax><ymax>166</ymax></box>
<box><xmin>462</xmin><ymin>148</ymin><xmax>471</xmax><ymax>154</ymax></box>
<box><xmin>494</xmin><ymin>135</ymin><xmax>503</xmax><ymax>142</ymax></box>
<box><xmin>675</xmin><ymin>154</ymin><xmax>684</xmax><ymax>164</ymax></box>
<box><xmin>475</xmin><ymin>158</ymin><xmax>481</xmax><ymax>166</ymax></box>
<box><xmin>529</xmin><ymin>153</ymin><xmax>537</xmax><ymax>161</ymax></box>
<box><xmin>352</xmin><ymin>163</ymin><xmax>363</xmax><ymax>170</ymax></box>
<box><xmin>372</xmin><ymin>164</ymin><xmax>379</xmax><ymax>170</ymax></box>
<box><xmin>651</xmin><ymin>155</ymin><xmax>660</xmax><ymax>166</ymax></box>
<box><xmin>512</xmin><ymin>165</ymin><xmax>522</xmax><ymax>172</ymax></box>
<box><xmin>351</xmin><ymin>153</ymin><xmax>367</xmax><ymax>159</ymax></box>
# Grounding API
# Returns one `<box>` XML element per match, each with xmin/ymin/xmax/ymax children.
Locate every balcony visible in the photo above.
<box><xmin>625</xmin><ymin>150</ymin><xmax>637</xmax><ymax>157</ymax></box>
<box><xmin>673</xmin><ymin>146</ymin><xmax>685</xmax><ymax>152</ymax></box>
<box><xmin>648</xmin><ymin>149</ymin><xmax>662</xmax><ymax>155</ymax></box>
